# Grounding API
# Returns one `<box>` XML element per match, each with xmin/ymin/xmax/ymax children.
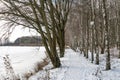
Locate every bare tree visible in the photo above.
<box><xmin>102</xmin><ymin>0</ymin><xmax>111</xmax><ymax>70</ymax></box>
<box><xmin>0</xmin><ymin>0</ymin><xmax>72</xmax><ymax>68</ymax></box>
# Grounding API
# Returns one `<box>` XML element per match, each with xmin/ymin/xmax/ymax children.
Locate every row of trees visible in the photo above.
<box><xmin>1</xmin><ymin>0</ymin><xmax>120</xmax><ymax>71</ymax></box>
<box><xmin>67</xmin><ymin>0</ymin><xmax>120</xmax><ymax>70</ymax></box>
<box><xmin>0</xmin><ymin>0</ymin><xmax>73</xmax><ymax>68</ymax></box>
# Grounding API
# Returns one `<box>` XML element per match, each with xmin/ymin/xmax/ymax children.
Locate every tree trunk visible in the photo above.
<box><xmin>101</xmin><ymin>47</ymin><xmax>104</xmax><ymax>54</ymax></box>
<box><xmin>96</xmin><ymin>48</ymin><xmax>99</xmax><ymax>65</ymax></box>
<box><xmin>103</xmin><ymin>0</ymin><xmax>111</xmax><ymax>70</ymax></box>
<box><xmin>60</xmin><ymin>30</ymin><xmax>65</xmax><ymax>57</ymax></box>
<box><xmin>51</xmin><ymin>27</ymin><xmax>61</xmax><ymax>68</ymax></box>
<box><xmin>91</xmin><ymin>26</ymin><xmax>94</xmax><ymax>63</ymax></box>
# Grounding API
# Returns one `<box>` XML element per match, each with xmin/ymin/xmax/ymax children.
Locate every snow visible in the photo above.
<box><xmin>0</xmin><ymin>46</ymin><xmax>46</xmax><ymax>78</ymax></box>
<box><xmin>60</xmin><ymin>50</ymin><xmax>98</xmax><ymax>80</ymax></box>
<box><xmin>0</xmin><ymin>46</ymin><xmax>120</xmax><ymax>80</ymax></box>
<box><xmin>90</xmin><ymin>21</ymin><xmax>94</xmax><ymax>25</ymax></box>
<box><xmin>30</xmin><ymin>49</ymin><xmax>120</xmax><ymax>80</ymax></box>
<box><xmin>98</xmin><ymin>48</ymin><xmax>120</xmax><ymax>80</ymax></box>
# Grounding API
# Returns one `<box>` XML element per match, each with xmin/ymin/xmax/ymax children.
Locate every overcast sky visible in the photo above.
<box><xmin>0</xmin><ymin>3</ymin><xmax>39</xmax><ymax>43</ymax></box>
<box><xmin>0</xmin><ymin>21</ymin><xmax>38</xmax><ymax>42</ymax></box>
<box><xmin>9</xmin><ymin>26</ymin><xmax>38</xmax><ymax>42</ymax></box>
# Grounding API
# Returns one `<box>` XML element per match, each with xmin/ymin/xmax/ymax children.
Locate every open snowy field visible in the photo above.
<box><xmin>0</xmin><ymin>46</ymin><xmax>46</xmax><ymax>78</ymax></box>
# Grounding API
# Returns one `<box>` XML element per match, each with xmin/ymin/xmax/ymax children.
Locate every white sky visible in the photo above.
<box><xmin>0</xmin><ymin>21</ymin><xmax>39</xmax><ymax>42</ymax></box>
<box><xmin>9</xmin><ymin>26</ymin><xmax>39</xmax><ymax>42</ymax></box>
<box><xmin>0</xmin><ymin>3</ymin><xmax>39</xmax><ymax>43</ymax></box>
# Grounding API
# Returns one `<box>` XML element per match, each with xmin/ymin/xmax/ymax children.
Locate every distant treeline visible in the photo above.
<box><xmin>0</xmin><ymin>36</ymin><xmax>42</xmax><ymax>46</ymax></box>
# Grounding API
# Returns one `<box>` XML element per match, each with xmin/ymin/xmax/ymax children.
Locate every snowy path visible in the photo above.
<box><xmin>30</xmin><ymin>49</ymin><xmax>120</xmax><ymax>80</ymax></box>
<box><xmin>61</xmin><ymin>49</ymin><xmax>99</xmax><ymax>80</ymax></box>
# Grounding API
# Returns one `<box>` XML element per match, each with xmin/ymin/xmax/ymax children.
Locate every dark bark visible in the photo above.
<box><xmin>0</xmin><ymin>0</ymin><xmax>62</xmax><ymax>68</ymax></box>
<box><xmin>59</xmin><ymin>29</ymin><xmax>65</xmax><ymax>57</ymax></box>
<box><xmin>103</xmin><ymin>0</ymin><xmax>111</xmax><ymax>70</ymax></box>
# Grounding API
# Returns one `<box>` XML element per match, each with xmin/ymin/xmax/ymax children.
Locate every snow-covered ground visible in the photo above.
<box><xmin>30</xmin><ymin>49</ymin><xmax>120</xmax><ymax>80</ymax></box>
<box><xmin>0</xmin><ymin>46</ymin><xmax>119</xmax><ymax>80</ymax></box>
<box><xmin>0</xmin><ymin>46</ymin><xmax>46</xmax><ymax>78</ymax></box>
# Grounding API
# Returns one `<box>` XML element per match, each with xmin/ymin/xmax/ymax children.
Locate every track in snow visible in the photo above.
<box><xmin>62</xmin><ymin>49</ymin><xmax>99</xmax><ymax>80</ymax></box>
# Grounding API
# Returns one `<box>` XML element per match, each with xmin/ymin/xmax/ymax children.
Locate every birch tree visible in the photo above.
<box><xmin>102</xmin><ymin>0</ymin><xmax>111</xmax><ymax>70</ymax></box>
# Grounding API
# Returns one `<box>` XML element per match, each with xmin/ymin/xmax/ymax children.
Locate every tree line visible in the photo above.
<box><xmin>0</xmin><ymin>36</ymin><xmax>42</xmax><ymax>46</ymax></box>
<box><xmin>67</xmin><ymin>0</ymin><xmax>120</xmax><ymax>70</ymax></box>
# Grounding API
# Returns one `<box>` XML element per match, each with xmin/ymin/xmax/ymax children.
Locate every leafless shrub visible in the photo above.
<box><xmin>2</xmin><ymin>54</ymin><xmax>49</xmax><ymax>80</ymax></box>
<box><xmin>35</xmin><ymin>62</ymin><xmax>43</xmax><ymax>71</ymax></box>
<box><xmin>24</xmin><ymin>58</ymin><xmax>49</xmax><ymax>79</ymax></box>
<box><xmin>23</xmin><ymin>71</ymin><xmax>33</xmax><ymax>80</ymax></box>
<box><xmin>3</xmin><ymin>54</ymin><xmax>20</xmax><ymax>80</ymax></box>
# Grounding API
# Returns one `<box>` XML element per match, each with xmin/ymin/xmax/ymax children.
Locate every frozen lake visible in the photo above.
<box><xmin>0</xmin><ymin>46</ymin><xmax>46</xmax><ymax>77</ymax></box>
